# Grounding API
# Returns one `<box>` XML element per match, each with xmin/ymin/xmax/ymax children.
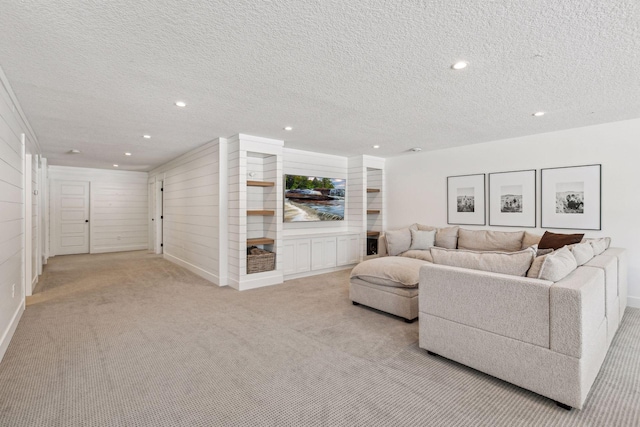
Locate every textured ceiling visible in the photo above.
<box><xmin>0</xmin><ymin>0</ymin><xmax>639</xmax><ymax>171</ymax></box>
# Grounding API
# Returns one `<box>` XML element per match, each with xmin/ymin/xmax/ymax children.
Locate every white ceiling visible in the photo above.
<box><xmin>0</xmin><ymin>0</ymin><xmax>639</xmax><ymax>171</ymax></box>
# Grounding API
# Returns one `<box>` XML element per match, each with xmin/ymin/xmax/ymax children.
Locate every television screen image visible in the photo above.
<box><xmin>284</xmin><ymin>175</ymin><xmax>346</xmax><ymax>222</ymax></box>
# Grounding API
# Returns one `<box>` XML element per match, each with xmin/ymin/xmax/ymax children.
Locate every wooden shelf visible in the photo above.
<box><xmin>367</xmin><ymin>210</ymin><xmax>381</xmax><ymax>214</ymax></box>
<box><xmin>247</xmin><ymin>210</ymin><xmax>275</xmax><ymax>216</ymax></box>
<box><xmin>247</xmin><ymin>180</ymin><xmax>275</xmax><ymax>187</ymax></box>
<box><xmin>247</xmin><ymin>237</ymin><xmax>275</xmax><ymax>246</ymax></box>
<box><xmin>366</xmin><ymin>231</ymin><xmax>380</xmax><ymax>237</ymax></box>
<box><xmin>367</xmin><ymin>188</ymin><xmax>381</xmax><ymax>193</ymax></box>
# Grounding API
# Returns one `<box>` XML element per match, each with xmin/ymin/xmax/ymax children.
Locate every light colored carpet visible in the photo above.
<box><xmin>1</xmin><ymin>251</ymin><xmax>639</xmax><ymax>426</ymax></box>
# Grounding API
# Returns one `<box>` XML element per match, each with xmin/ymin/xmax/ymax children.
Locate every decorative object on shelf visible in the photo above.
<box><xmin>284</xmin><ymin>175</ymin><xmax>346</xmax><ymax>222</ymax></box>
<box><xmin>541</xmin><ymin>164</ymin><xmax>601</xmax><ymax>230</ymax></box>
<box><xmin>447</xmin><ymin>173</ymin><xmax>486</xmax><ymax>225</ymax></box>
<box><xmin>247</xmin><ymin>246</ymin><xmax>276</xmax><ymax>274</ymax></box>
<box><xmin>488</xmin><ymin>169</ymin><xmax>536</xmax><ymax>228</ymax></box>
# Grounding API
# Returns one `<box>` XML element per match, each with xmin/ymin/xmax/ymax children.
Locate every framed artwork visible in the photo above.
<box><xmin>541</xmin><ymin>164</ymin><xmax>601</xmax><ymax>230</ymax></box>
<box><xmin>447</xmin><ymin>174</ymin><xmax>486</xmax><ymax>225</ymax></box>
<box><xmin>488</xmin><ymin>169</ymin><xmax>536</xmax><ymax>228</ymax></box>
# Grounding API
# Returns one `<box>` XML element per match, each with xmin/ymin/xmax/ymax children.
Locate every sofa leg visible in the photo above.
<box><xmin>352</xmin><ymin>301</ymin><xmax>360</xmax><ymax>306</ymax></box>
<box><xmin>427</xmin><ymin>351</ymin><xmax>438</xmax><ymax>356</ymax></box>
<box><xmin>404</xmin><ymin>317</ymin><xmax>417</xmax><ymax>323</ymax></box>
<box><xmin>555</xmin><ymin>401</ymin><xmax>572</xmax><ymax>411</ymax></box>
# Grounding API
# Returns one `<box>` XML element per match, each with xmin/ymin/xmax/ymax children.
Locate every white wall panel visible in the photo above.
<box><xmin>0</xmin><ymin>66</ymin><xmax>43</xmax><ymax>362</ymax></box>
<box><xmin>149</xmin><ymin>140</ymin><xmax>224</xmax><ymax>285</ymax></box>
<box><xmin>48</xmin><ymin>166</ymin><xmax>148</xmax><ymax>254</ymax></box>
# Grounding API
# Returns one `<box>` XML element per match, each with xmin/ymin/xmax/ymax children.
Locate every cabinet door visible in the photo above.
<box><xmin>311</xmin><ymin>238</ymin><xmax>325</xmax><ymax>270</ymax></box>
<box><xmin>337</xmin><ymin>235</ymin><xmax>360</xmax><ymax>266</ymax></box>
<box><xmin>347</xmin><ymin>235</ymin><xmax>360</xmax><ymax>264</ymax></box>
<box><xmin>322</xmin><ymin>237</ymin><xmax>337</xmax><ymax>269</ymax></box>
<box><xmin>294</xmin><ymin>239</ymin><xmax>311</xmax><ymax>273</ymax></box>
<box><xmin>282</xmin><ymin>240</ymin><xmax>296</xmax><ymax>276</ymax></box>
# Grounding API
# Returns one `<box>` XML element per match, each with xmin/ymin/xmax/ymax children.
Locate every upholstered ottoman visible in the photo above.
<box><xmin>349</xmin><ymin>257</ymin><xmax>430</xmax><ymax>322</ymax></box>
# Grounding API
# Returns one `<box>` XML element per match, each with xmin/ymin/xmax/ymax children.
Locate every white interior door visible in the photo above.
<box><xmin>54</xmin><ymin>180</ymin><xmax>90</xmax><ymax>255</ymax></box>
<box><xmin>148</xmin><ymin>181</ymin><xmax>156</xmax><ymax>251</ymax></box>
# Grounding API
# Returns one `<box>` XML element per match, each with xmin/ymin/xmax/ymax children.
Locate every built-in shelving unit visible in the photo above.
<box><xmin>227</xmin><ymin>134</ymin><xmax>284</xmax><ymax>291</ymax></box>
<box><xmin>366</xmin><ymin>166</ymin><xmax>384</xmax><ymax>258</ymax></box>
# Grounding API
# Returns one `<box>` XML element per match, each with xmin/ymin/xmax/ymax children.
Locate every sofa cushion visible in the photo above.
<box><xmin>401</xmin><ymin>249</ymin><xmax>434</xmax><ymax>263</ymax></box>
<box><xmin>538</xmin><ymin>231</ymin><xmax>584</xmax><ymax>250</ymax></box>
<box><xmin>538</xmin><ymin>247</ymin><xmax>578</xmax><ymax>282</ymax></box>
<box><xmin>521</xmin><ymin>231</ymin><xmax>543</xmax><ymax>250</ymax></box>
<box><xmin>431</xmin><ymin>247</ymin><xmax>536</xmax><ymax>277</ymax></box>
<box><xmin>350</xmin><ymin>256</ymin><xmax>429</xmax><ymax>288</ymax></box>
<box><xmin>457</xmin><ymin>229</ymin><xmax>525</xmax><ymax>252</ymax></box>
<box><xmin>586</xmin><ymin>237</ymin><xmax>610</xmax><ymax>256</ymax></box>
<box><xmin>385</xmin><ymin>227</ymin><xmax>412</xmax><ymax>256</ymax></box>
<box><xmin>527</xmin><ymin>254</ymin><xmax>548</xmax><ymax>278</ymax></box>
<box><xmin>409</xmin><ymin>229</ymin><xmax>436</xmax><ymax>250</ymax></box>
<box><xmin>570</xmin><ymin>242</ymin><xmax>595</xmax><ymax>266</ymax></box>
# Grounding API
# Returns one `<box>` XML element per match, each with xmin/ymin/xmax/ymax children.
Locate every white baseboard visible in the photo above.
<box><xmin>163</xmin><ymin>253</ymin><xmax>222</xmax><ymax>286</ymax></box>
<box><xmin>627</xmin><ymin>296</ymin><xmax>640</xmax><ymax>309</ymax></box>
<box><xmin>91</xmin><ymin>244</ymin><xmax>148</xmax><ymax>254</ymax></box>
<box><xmin>284</xmin><ymin>264</ymin><xmax>354</xmax><ymax>281</ymax></box>
<box><xmin>0</xmin><ymin>304</ymin><xmax>24</xmax><ymax>363</ymax></box>
<box><xmin>228</xmin><ymin>270</ymin><xmax>284</xmax><ymax>291</ymax></box>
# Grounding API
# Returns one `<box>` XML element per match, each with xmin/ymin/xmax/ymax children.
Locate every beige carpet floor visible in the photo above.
<box><xmin>1</xmin><ymin>251</ymin><xmax>639</xmax><ymax>426</ymax></box>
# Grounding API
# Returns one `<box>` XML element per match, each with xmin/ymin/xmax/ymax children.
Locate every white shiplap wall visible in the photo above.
<box><xmin>283</xmin><ymin>148</ymin><xmax>350</xmax><ymax>236</ymax></box>
<box><xmin>48</xmin><ymin>166</ymin><xmax>148</xmax><ymax>255</ymax></box>
<box><xmin>0</xmin><ymin>67</ymin><xmax>43</xmax><ymax>362</ymax></box>
<box><xmin>149</xmin><ymin>139</ymin><xmax>225</xmax><ymax>285</ymax></box>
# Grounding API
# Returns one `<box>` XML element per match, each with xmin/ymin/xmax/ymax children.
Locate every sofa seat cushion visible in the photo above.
<box><xmin>401</xmin><ymin>249</ymin><xmax>434</xmax><ymax>263</ymax></box>
<box><xmin>457</xmin><ymin>229</ymin><xmax>525</xmax><ymax>252</ymax></box>
<box><xmin>350</xmin><ymin>257</ymin><xmax>429</xmax><ymax>288</ymax></box>
<box><xmin>431</xmin><ymin>247</ymin><xmax>536</xmax><ymax>277</ymax></box>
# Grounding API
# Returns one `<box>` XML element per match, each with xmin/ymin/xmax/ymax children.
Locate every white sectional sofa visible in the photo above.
<box><xmin>349</xmin><ymin>225</ymin><xmax>627</xmax><ymax>409</ymax></box>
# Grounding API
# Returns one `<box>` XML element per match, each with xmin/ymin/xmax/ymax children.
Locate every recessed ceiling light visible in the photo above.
<box><xmin>124</xmin><ymin>152</ymin><xmax>132</xmax><ymax>156</ymax></box>
<box><xmin>143</xmin><ymin>134</ymin><xmax>151</xmax><ymax>139</ymax></box>
<box><xmin>113</xmin><ymin>164</ymin><xmax>119</xmax><ymax>167</ymax></box>
<box><xmin>175</xmin><ymin>101</ymin><xmax>186</xmax><ymax>107</ymax></box>
<box><xmin>284</xmin><ymin>126</ymin><xmax>293</xmax><ymax>131</ymax></box>
<box><xmin>451</xmin><ymin>61</ymin><xmax>468</xmax><ymax>70</ymax></box>
<box><xmin>533</xmin><ymin>111</ymin><xmax>545</xmax><ymax>117</ymax></box>
<box><xmin>372</xmin><ymin>145</ymin><xmax>380</xmax><ymax>149</ymax></box>
<box><xmin>409</xmin><ymin>147</ymin><xmax>422</xmax><ymax>152</ymax></box>
<box><xmin>69</xmin><ymin>149</ymin><xmax>81</xmax><ymax>154</ymax></box>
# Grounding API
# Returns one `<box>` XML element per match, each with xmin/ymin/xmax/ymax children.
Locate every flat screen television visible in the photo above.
<box><xmin>284</xmin><ymin>175</ymin><xmax>346</xmax><ymax>222</ymax></box>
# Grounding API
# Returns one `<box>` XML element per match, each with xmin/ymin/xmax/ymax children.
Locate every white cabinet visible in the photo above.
<box><xmin>283</xmin><ymin>238</ymin><xmax>311</xmax><ymax>275</ymax></box>
<box><xmin>337</xmin><ymin>235</ymin><xmax>360</xmax><ymax>266</ymax></box>
<box><xmin>311</xmin><ymin>237</ymin><xmax>337</xmax><ymax>270</ymax></box>
<box><xmin>284</xmin><ymin>233</ymin><xmax>359</xmax><ymax>277</ymax></box>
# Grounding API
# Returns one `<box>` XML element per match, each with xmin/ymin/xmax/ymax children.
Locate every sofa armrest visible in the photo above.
<box><xmin>550</xmin><ymin>266</ymin><xmax>606</xmax><ymax>358</ymax></box>
<box><xmin>419</xmin><ymin>264</ymin><xmax>553</xmax><ymax>348</ymax></box>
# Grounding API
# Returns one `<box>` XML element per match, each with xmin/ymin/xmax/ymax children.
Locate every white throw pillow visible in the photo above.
<box><xmin>409</xmin><ymin>229</ymin><xmax>436</xmax><ymax>250</ymax></box>
<box><xmin>571</xmin><ymin>242</ymin><xmax>595</xmax><ymax>266</ymax></box>
<box><xmin>538</xmin><ymin>247</ymin><xmax>578</xmax><ymax>282</ymax></box>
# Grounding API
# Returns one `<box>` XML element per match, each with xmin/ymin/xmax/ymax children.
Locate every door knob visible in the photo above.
<box><xmin>85</xmin><ymin>220</ymin><xmax>89</xmax><ymax>223</ymax></box>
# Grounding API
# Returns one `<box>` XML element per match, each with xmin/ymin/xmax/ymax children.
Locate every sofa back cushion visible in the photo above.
<box><xmin>584</xmin><ymin>237</ymin><xmax>611</xmax><ymax>255</ymax></box>
<box><xmin>431</xmin><ymin>247</ymin><xmax>536</xmax><ymax>277</ymax></box>
<box><xmin>385</xmin><ymin>227</ymin><xmax>412</xmax><ymax>256</ymax></box>
<box><xmin>457</xmin><ymin>229</ymin><xmax>525</xmax><ymax>252</ymax></box>
<box><xmin>521</xmin><ymin>231</ymin><xmax>543</xmax><ymax>250</ymax></box>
